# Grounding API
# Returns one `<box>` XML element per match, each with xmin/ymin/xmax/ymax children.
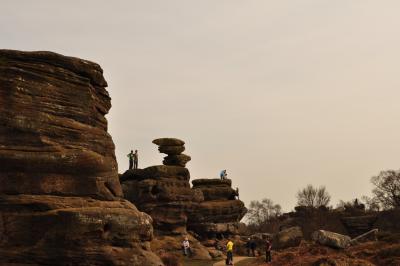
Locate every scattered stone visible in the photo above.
<box><xmin>312</xmin><ymin>230</ymin><xmax>351</xmax><ymax>249</ymax></box>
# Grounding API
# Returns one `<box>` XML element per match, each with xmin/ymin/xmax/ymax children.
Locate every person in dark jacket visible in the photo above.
<box><xmin>265</xmin><ymin>238</ymin><xmax>272</xmax><ymax>263</ymax></box>
<box><xmin>245</xmin><ymin>238</ymin><xmax>251</xmax><ymax>256</ymax></box>
<box><xmin>250</xmin><ymin>240</ymin><xmax>257</xmax><ymax>257</ymax></box>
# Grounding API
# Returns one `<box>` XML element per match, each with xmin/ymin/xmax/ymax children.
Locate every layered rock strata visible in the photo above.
<box><xmin>0</xmin><ymin>50</ymin><xmax>162</xmax><ymax>265</ymax></box>
<box><xmin>188</xmin><ymin>178</ymin><xmax>247</xmax><ymax>239</ymax></box>
<box><xmin>153</xmin><ymin>138</ymin><xmax>191</xmax><ymax>167</ymax></box>
<box><xmin>121</xmin><ymin>138</ymin><xmax>198</xmax><ymax>234</ymax></box>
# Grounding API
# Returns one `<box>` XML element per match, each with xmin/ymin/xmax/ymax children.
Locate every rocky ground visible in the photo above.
<box><xmin>242</xmin><ymin>240</ymin><xmax>400</xmax><ymax>266</ymax></box>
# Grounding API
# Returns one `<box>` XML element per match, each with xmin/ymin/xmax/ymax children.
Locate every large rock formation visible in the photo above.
<box><xmin>121</xmin><ymin>138</ymin><xmax>212</xmax><ymax>260</ymax></box>
<box><xmin>188</xmin><ymin>178</ymin><xmax>247</xmax><ymax>239</ymax></box>
<box><xmin>0</xmin><ymin>50</ymin><xmax>162</xmax><ymax>265</ymax></box>
<box><xmin>121</xmin><ymin>138</ymin><xmax>197</xmax><ymax>234</ymax></box>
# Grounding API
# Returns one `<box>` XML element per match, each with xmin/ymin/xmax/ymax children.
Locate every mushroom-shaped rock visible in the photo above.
<box><xmin>158</xmin><ymin>145</ymin><xmax>185</xmax><ymax>155</ymax></box>
<box><xmin>163</xmin><ymin>154</ymin><xmax>191</xmax><ymax>167</ymax></box>
<box><xmin>152</xmin><ymin>138</ymin><xmax>185</xmax><ymax>146</ymax></box>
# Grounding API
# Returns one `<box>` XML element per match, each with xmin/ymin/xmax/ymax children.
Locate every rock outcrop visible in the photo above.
<box><xmin>121</xmin><ymin>138</ymin><xmax>211</xmax><ymax>260</ymax></box>
<box><xmin>341</xmin><ymin>215</ymin><xmax>377</xmax><ymax>238</ymax></box>
<box><xmin>121</xmin><ymin>138</ymin><xmax>197</xmax><ymax>235</ymax></box>
<box><xmin>0</xmin><ymin>50</ymin><xmax>162</xmax><ymax>265</ymax></box>
<box><xmin>188</xmin><ymin>178</ymin><xmax>247</xmax><ymax>239</ymax></box>
<box><xmin>273</xmin><ymin>226</ymin><xmax>304</xmax><ymax>249</ymax></box>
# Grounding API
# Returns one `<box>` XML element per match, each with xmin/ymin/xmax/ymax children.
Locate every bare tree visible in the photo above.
<box><xmin>361</xmin><ymin>196</ymin><xmax>380</xmax><ymax>212</ymax></box>
<box><xmin>246</xmin><ymin>198</ymin><xmax>281</xmax><ymax>226</ymax></box>
<box><xmin>371</xmin><ymin>170</ymin><xmax>400</xmax><ymax>209</ymax></box>
<box><xmin>297</xmin><ymin>184</ymin><xmax>330</xmax><ymax>208</ymax></box>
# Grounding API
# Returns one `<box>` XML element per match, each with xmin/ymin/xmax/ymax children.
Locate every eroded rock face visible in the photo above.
<box><xmin>122</xmin><ymin>138</ymin><xmax>196</xmax><ymax>235</ymax></box>
<box><xmin>0</xmin><ymin>50</ymin><xmax>162</xmax><ymax>265</ymax></box>
<box><xmin>122</xmin><ymin>168</ymin><xmax>196</xmax><ymax>234</ymax></box>
<box><xmin>188</xmin><ymin>179</ymin><xmax>247</xmax><ymax>239</ymax></box>
<box><xmin>0</xmin><ymin>49</ymin><xmax>120</xmax><ymax>200</ymax></box>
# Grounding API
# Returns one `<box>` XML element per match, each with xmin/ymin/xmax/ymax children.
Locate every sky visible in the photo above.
<box><xmin>2</xmin><ymin>1</ymin><xmax>400</xmax><ymax>211</ymax></box>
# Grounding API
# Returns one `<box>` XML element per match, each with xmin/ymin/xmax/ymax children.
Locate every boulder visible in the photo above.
<box><xmin>153</xmin><ymin>138</ymin><xmax>185</xmax><ymax>146</ymax></box>
<box><xmin>163</xmin><ymin>154</ymin><xmax>191</xmax><ymax>167</ymax></box>
<box><xmin>274</xmin><ymin>226</ymin><xmax>304</xmax><ymax>249</ymax></box>
<box><xmin>0</xmin><ymin>50</ymin><xmax>161</xmax><ymax>265</ymax></box>
<box><xmin>312</xmin><ymin>230</ymin><xmax>351</xmax><ymax>249</ymax></box>
<box><xmin>122</xmin><ymin>163</ymin><xmax>195</xmax><ymax>234</ymax></box>
<box><xmin>158</xmin><ymin>145</ymin><xmax>185</xmax><ymax>155</ymax></box>
<box><xmin>192</xmin><ymin>179</ymin><xmax>236</xmax><ymax>200</ymax></box>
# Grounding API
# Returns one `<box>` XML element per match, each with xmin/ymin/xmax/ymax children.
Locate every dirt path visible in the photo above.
<box><xmin>213</xmin><ymin>256</ymin><xmax>250</xmax><ymax>266</ymax></box>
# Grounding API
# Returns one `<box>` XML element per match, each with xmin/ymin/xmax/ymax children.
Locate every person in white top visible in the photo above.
<box><xmin>182</xmin><ymin>237</ymin><xmax>192</xmax><ymax>256</ymax></box>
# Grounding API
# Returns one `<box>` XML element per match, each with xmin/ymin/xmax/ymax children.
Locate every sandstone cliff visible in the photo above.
<box><xmin>188</xmin><ymin>178</ymin><xmax>247</xmax><ymax>239</ymax></box>
<box><xmin>0</xmin><ymin>50</ymin><xmax>162</xmax><ymax>265</ymax></box>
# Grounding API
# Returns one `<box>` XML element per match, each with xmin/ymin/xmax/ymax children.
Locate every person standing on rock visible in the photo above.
<box><xmin>226</xmin><ymin>238</ymin><xmax>234</xmax><ymax>265</ymax></box>
<box><xmin>265</xmin><ymin>238</ymin><xmax>272</xmax><ymax>263</ymax></box>
<box><xmin>133</xmin><ymin>150</ymin><xmax>138</xmax><ymax>169</ymax></box>
<box><xmin>127</xmin><ymin>150</ymin><xmax>138</xmax><ymax>170</ymax></box>
<box><xmin>220</xmin><ymin>169</ymin><xmax>227</xmax><ymax>180</ymax></box>
<box><xmin>127</xmin><ymin>150</ymin><xmax>134</xmax><ymax>170</ymax></box>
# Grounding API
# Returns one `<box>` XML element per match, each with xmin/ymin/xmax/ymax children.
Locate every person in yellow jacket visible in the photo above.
<box><xmin>226</xmin><ymin>239</ymin><xmax>234</xmax><ymax>265</ymax></box>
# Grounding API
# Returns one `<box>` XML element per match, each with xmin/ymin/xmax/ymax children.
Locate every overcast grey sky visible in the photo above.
<box><xmin>2</xmin><ymin>1</ymin><xmax>400</xmax><ymax>211</ymax></box>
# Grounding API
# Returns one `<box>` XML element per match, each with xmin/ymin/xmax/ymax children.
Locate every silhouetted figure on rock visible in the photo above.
<box><xmin>127</xmin><ymin>150</ymin><xmax>138</xmax><ymax>170</ymax></box>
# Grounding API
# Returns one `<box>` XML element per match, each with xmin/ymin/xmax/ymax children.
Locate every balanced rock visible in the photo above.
<box><xmin>312</xmin><ymin>230</ymin><xmax>351</xmax><ymax>249</ymax></box>
<box><xmin>163</xmin><ymin>154</ymin><xmax>191</xmax><ymax>167</ymax></box>
<box><xmin>153</xmin><ymin>138</ymin><xmax>185</xmax><ymax>146</ymax></box>
<box><xmin>152</xmin><ymin>138</ymin><xmax>191</xmax><ymax>166</ymax></box>
<box><xmin>0</xmin><ymin>50</ymin><xmax>162</xmax><ymax>266</ymax></box>
<box><xmin>158</xmin><ymin>145</ymin><xmax>185</xmax><ymax>155</ymax></box>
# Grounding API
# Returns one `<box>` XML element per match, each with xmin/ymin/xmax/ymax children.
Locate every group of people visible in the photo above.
<box><xmin>181</xmin><ymin>236</ymin><xmax>272</xmax><ymax>265</ymax></box>
<box><xmin>127</xmin><ymin>150</ymin><xmax>138</xmax><ymax>170</ymax></box>
<box><xmin>245</xmin><ymin>238</ymin><xmax>272</xmax><ymax>263</ymax></box>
